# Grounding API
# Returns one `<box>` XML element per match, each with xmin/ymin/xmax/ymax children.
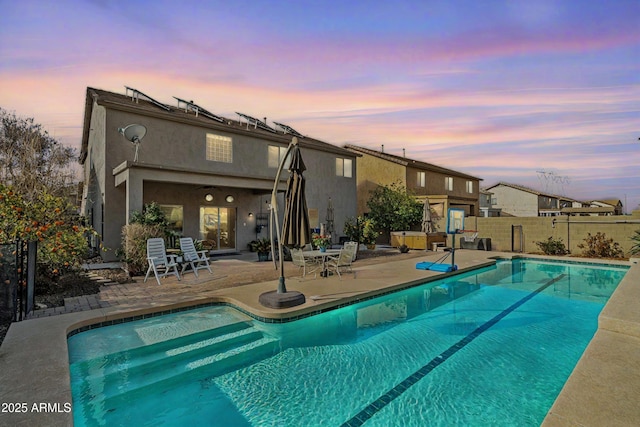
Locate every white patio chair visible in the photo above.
<box><xmin>291</xmin><ymin>248</ymin><xmax>321</xmax><ymax>278</ymax></box>
<box><xmin>144</xmin><ymin>238</ymin><xmax>181</xmax><ymax>285</ymax></box>
<box><xmin>344</xmin><ymin>241</ymin><xmax>358</xmax><ymax>261</ymax></box>
<box><xmin>327</xmin><ymin>247</ymin><xmax>355</xmax><ymax>278</ymax></box>
<box><xmin>179</xmin><ymin>237</ymin><xmax>212</xmax><ymax>277</ymax></box>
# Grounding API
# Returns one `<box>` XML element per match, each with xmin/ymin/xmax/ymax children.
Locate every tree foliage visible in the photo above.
<box><xmin>0</xmin><ymin>108</ymin><xmax>77</xmax><ymax>201</ymax></box>
<box><xmin>366</xmin><ymin>182</ymin><xmax>422</xmax><ymax>233</ymax></box>
<box><xmin>0</xmin><ymin>184</ymin><xmax>94</xmax><ymax>276</ymax></box>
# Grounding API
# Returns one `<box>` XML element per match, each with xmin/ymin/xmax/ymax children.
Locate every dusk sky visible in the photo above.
<box><xmin>1</xmin><ymin>0</ymin><xmax>639</xmax><ymax>211</ymax></box>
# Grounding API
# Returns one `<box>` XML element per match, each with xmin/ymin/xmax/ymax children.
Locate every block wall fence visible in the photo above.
<box><xmin>431</xmin><ymin>210</ymin><xmax>640</xmax><ymax>256</ymax></box>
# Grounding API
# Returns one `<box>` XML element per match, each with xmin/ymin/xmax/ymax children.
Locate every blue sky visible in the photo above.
<box><xmin>1</xmin><ymin>0</ymin><xmax>639</xmax><ymax>210</ymax></box>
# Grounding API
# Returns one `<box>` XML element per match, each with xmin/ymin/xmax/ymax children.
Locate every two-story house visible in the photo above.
<box><xmin>343</xmin><ymin>144</ymin><xmax>481</xmax><ymax>221</ymax></box>
<box><xmin>79</xmin><ymin>87</ymin><xmax>358</xmax><ymax>261</ymax></box>
<box><xmin>485</xmin><ymin>182</ymin><xmax>586</xmax><ymax>217</ymax></box>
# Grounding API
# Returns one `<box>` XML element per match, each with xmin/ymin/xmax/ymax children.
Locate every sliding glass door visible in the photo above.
<box><xmin>199</xmin><ymin>207</ymin><xmax>236</xmax><ymax>251</ymax></box>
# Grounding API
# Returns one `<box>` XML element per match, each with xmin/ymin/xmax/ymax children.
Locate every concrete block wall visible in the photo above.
<box><xmin>434</xmin><ymin>211</ymin><xmax>640</xmax><ymax>256</ymax></box>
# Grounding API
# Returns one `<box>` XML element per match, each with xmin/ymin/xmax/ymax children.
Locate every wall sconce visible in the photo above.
<box><xmin>248</xmin><ymin>212</ymin><xmax>254</xmax><ymax>218</ymax></box>
<box><xmin>205</xmin><ymin>193</ymin><xmax>213</xmax><ymax>202</ymax></box>
<box><xmin>551</xmin><ymin>218</ymin><xmax>556</xmax><ymax>228</ymax></box>
<box><xmin>225</xmin><ymin>195</ymin><xmax>234</xmax><ymax>203</ymax></box>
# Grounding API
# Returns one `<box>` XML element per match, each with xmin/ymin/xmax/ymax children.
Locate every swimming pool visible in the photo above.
<box><xmin>68</xmin><ymin>258</ymin><xmax>628</xmax><ymax>426</ymax></box>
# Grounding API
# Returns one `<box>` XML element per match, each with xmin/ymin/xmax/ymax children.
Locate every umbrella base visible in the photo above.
<box><xmin>259</xmin><ymin>290</ymin><xmax>306</xmax><ymax>309</ymax></box>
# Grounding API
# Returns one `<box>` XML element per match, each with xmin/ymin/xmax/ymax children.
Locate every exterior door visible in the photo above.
<box><xmin>199</xmin><ymin>207</ymin><xmax>236</xmax><ymax>251</ymax></box>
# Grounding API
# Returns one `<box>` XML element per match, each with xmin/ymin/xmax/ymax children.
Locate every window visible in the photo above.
<box><xmin>206</xmin><ymin>134</ymin><xmax>232</xmax><ymax>163</ymax></box>
<box><xmin>417</xmin><ymin>171</ymin><xmax>426</xmax><ymax>187</ymax></box>
<box><xmin>268</xmin><ymin>145</ymin><xmax>291</xmax><ymax>169</ymax></box>
<box><xmin>336</xmin><ymin>158</ymin><xmax>353</xmax><ymax>178</ymax></box>
<box><xmin>159</xmin><ymin>204</ymin><xmax>183</xmax><ymax>234</ymax></box>
<box><xmin>466</xmin><ymin>180</ymin><xmax>473</xmax><ymax>193</ymax></box>
<box><xmin>445</xmin><ymin>177</ymin><xmax>453</xmax><ymax>191</ymax></box>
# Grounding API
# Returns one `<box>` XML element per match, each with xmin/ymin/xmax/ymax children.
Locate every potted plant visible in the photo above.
<box><xmin>362</xmin><ymin>218</ymin><xmax>379</xmax><ymax>250</ymax></box>
<box><xmin>312</xmin><ymin>233</ymin><xmax>331</xmax><ymax>252</ymax></box>
<box><xmin>250</xmin><ymin>237</ymin><xmax>271</xmax><ymax>261</ymax></box>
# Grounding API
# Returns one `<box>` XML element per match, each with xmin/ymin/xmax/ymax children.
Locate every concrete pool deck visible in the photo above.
<box><xmin>0</xmin><ymin>250</ymin><xmax>638</xmax><ymax>426</ymax></box>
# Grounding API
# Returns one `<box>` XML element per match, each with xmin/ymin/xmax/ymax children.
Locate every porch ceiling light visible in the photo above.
<box><xmin>225</xmin><ymin>195</ymin><xmax>234</xmax><ymax>203</ymax></box>
<box><xmin>205</xmin><ymin>193</ymin><xmax>213</xmax><ymax>202</ymax></box>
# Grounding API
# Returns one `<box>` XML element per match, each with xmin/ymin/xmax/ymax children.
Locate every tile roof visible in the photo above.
<box><xmin>343</xmin><ymin>144</ymin><xmax>482</xmax><ymax>181</ymax></box>
<box><xmin>485</xmin><ymin>181</ymin><xmax>583</xmax><ymax>202</ymax></box>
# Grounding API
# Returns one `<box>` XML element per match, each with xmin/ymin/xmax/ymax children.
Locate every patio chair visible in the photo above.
<box><xmin>327</xmin><ymin>247</ymin><xmax>355</xmax><ymax>278</ymax></box>
<box><xmin>291</xmin><ymin>248</ymin><xmax>321</xmax><ymax>278</ymax></box>
<box><xmin>344</xmin><ymin>241</ymin><xmax>358</xmax><ymax>261</ymax></box>
<box><xmin>144</xmin><ymin>238</ymin><xmax>181</xmax><ymax>285</ymax></box>
<box><xmin>179</xmin><ymin>237</ymin><xmax>212</xmax><ymax>278</ymax></box>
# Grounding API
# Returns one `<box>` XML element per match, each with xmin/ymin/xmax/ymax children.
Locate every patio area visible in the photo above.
<box><xmin>0</xmin><ymin>250</ymin><xmax>638</xmax><ymax>426</ymax></box>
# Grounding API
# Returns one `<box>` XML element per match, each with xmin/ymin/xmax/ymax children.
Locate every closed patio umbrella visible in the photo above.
<box><xmin>421</xmin><ymin>197</ymin><xmax>434</xmax><ymax>234</ymax></box>
<box><xmin>260</xmin><ymin>137</ymin><xmax>308</xmax><ymax>309</ymax></box>
<box><xmin>325</xmin><ymin>197</ymin><xmax>334</xmax><ymax>243</ymax></box>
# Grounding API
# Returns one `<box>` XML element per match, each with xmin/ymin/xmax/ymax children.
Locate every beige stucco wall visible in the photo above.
<box><xmin>355</xmin><ymin>153</ymin><xmax>405</xmax><ymax>215</ymax></box>
<box><xmin>489</xmin><ymin>185</ymin><xmax>539</xmax><ymax>217</ymax></box>
<box><xmin>451</xmin><ymin>212</ymin><xmax>640</xmax><ymax>255</ymax></box>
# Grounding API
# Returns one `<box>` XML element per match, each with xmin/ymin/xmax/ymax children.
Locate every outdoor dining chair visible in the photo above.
<box><xmin>144</xmin><ymin>238</ymin><xmax>181</xmax><ymax>285</ymax></box>
<box><xmin>179</xmin><ymin>237</ymin><xmax>212</xmax><ymax>277</ymax></box>
<box><xmin>291</xmin><ymin>248</ymin><xmax>321</xmax><ymax>278</ymax></box>
<box><xmin>327</xmin><ymin>246</ymin><xmax>355</xmax><ymax>278</ymax></box>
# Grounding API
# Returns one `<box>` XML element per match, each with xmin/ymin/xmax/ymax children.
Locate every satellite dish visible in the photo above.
<box><xmin>118</xmin><ymin>124</ymin><xmax>147</xmax><ymax>162</ymax></box>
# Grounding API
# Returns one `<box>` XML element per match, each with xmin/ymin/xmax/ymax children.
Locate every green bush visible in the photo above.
<box><xmin>577</xmin><ymin>232</ymin><xmax>624</xmax><ymax>259</ymax></box>
<box><xmin>630</xmin><ymin>230</ymin><xmax>640</xmax><ymax>256</ymax></box>
<box><xmin>120</xmin><ymin>223</ymin><xmax>165</xmax><ymax>275</ymax></box>
<box><xmin>535</xmin><ymin>237</ymin><xmax>568</xmax><ymax>255</ymax></box>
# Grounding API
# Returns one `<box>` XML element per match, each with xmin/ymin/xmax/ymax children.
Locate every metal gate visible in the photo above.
<box><xmin>511</xmin><ymin>225</ymin><xmax>524</xmax><ymax>253</ymax></box>
<box><xmin>0</xmin><ymin>240</ymin><xmax>35</xmax><ymax>322</ymax></box>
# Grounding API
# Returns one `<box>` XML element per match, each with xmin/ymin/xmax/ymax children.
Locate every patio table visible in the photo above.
<box><xmin>302</xmin><ymin>249</ymin><xmax>341</xmax><ymax>277</ymax></box>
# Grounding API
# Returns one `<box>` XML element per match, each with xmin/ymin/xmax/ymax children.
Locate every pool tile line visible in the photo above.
<box><xmin>340</xmin><ymin>273</ymin><xmax>567</xmax><ymax>427</ymax></box>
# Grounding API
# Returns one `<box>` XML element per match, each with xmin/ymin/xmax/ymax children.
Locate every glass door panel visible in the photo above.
<box><xmin>199</xmin><ymin>207</ymin><xmax>236</xmax><ymax>251</ymax></box>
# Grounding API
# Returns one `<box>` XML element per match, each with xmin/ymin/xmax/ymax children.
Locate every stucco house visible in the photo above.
<box><xmin>343</xmin><ymin>144</ymin><xmax>481</xmax><ymax>220</ymax></box>
<box><xmin>485</xmin><ymin>182</ymin><xmax>587</xmax><ymax>217</ymax></box>
<box><xmin>79</xmin><ymin>87</ymin><xmax>357</xmax><ymax>261</ymax></box>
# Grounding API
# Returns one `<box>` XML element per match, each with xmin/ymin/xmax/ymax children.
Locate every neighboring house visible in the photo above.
<box><xmin>343</xmin><ymin>144</ymin><xmax>482</xmax><ymax>220</ymax></box>
<box><xmin>80</xmin><ymin>87</ymin><xmax>357</xmax><ymax>261</ymax></box>
<box><xmin>485</xmin><ymin>182</ymin><xmax>566</xmax><ymax>217</ymax></box>
<box><xmin>590</xmin><ymin>199</ymin><xmax>624</xmax><ymax>216</ymax></box>
<box><xmin>479</xmin><ymin>189</ymin><xmax>502</xmax><ymax>217</ymax></box>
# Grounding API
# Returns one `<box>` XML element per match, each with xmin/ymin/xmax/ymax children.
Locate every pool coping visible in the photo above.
<box><xmin>0</xmin><ymin>251</ymin><xmax>637</xmax><ymax>426</ymax></box>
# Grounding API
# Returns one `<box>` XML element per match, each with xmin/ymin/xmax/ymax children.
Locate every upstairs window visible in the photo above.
<box><xmin>268</xmin><ymin>145</ymin><xmax>290</xmax><ymax>169</ymax></box>
<box><xmin>336</xmin><ymin>158</ymin><xmax>353</xmax><ymax>178</ymax></box>
<box><xmin>417</xmin><ymin>171</ymin><xmax>426</xmax><ymax>187</ymax></box>
<box><xmin>466</xmin><ymin>180</ymin><xmax>473</xmax><ymax>193</ymax></box>
<box><xmin>445</xmin><ymin>177</ymin><xmax>453</xmax><ymax>191</ymax></box>
<box><xmin>206</xmin><ymin>134</ymin><xmax>232</xmax><ymax>163</ymax></box>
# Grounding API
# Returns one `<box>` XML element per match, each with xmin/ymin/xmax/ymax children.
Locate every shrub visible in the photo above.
<box><xmin>577</xmin><ymin>232</ymin><xmax>624</xmax><ymax>259</ymax></box>
<box><xmin>120</xmin><ymin>223</ymin><xmax>164</xmax><ymax>275</ymax></box>
<box><xmin>631</xmin><ymin>230</ymin><xmax>640</xmax><ymax>256</ymax></box>
<box><xmin>535</xmin><ymin>237</ymin><xmax>568</xmax><ymax>255</ymax></box>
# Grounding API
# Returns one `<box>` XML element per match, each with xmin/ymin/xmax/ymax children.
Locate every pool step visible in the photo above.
<box><xmin>71</xmin><ymin>320</ymin><xmax>256</xmax><ymax>379</ymax></box>
<box><xmin>72</xmin><ymin>325</ymin><xmax>280</xmax><ymax>415</ymax></box>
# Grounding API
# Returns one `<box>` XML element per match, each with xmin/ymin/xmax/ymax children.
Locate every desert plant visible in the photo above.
<box><xmin>630</xmin><ymin>230</ymin><xmax>640</xmax><ymax>255</ymax></box>
<box><xmin>535</xmin><ymin>237</ymin><xmax>568</xmax><ymax>255</ymax></box>
<box><xmin>577</xmin><ymin>232</ymin><xmax>624</xmax><ymax>259</ymax></box>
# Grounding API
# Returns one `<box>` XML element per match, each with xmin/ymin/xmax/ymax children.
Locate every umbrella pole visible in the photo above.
<box><xmin>269</xmin><ymin>140</ymin><xmax>295</xmax><ymax>293</ymax></box>
<box><xmin>259</xmin><ymin>137</ymin><xmax>306</xmax><ymax>309</ymax></box>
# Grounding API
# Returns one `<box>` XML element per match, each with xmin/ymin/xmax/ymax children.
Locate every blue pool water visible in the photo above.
<box><xmin>68</xmin><ymin>258</ymin><xmax>628</xmax><ymax>426</ymax></box>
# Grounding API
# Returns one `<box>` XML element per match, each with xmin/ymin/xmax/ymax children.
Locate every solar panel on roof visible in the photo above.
<box><xmin>173</xmin><ymin>96</ymin><xmax>224</xmax><ymax>123</ymax></box>
<box><xmin>273</xmin><ymin>121</ymin><xmax>304</xmax><ymax>138</ymax></box>
<box><xmin>236</xmin><ymin>112</ymin><xmax>276</xmax><ymax>133</ymax></box>
<box><xmin>125</xmin><ymin>86</ymin><xmax>171</xmax><ymax>111</ymax></box>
